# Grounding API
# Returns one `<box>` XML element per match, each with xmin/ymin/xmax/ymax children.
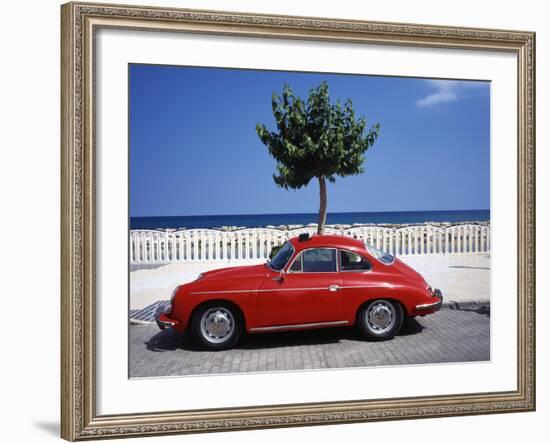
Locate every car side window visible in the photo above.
<box><xmin>289</xmin><ymin>253</ymin><xmax>302</xmax><ymax>272</ymax></box>
<box><xmin>340</xmin><ymin>250</ymin><xmax>372</xmax><ymax>272</ymax></box>
<box><xmin>297</xmin><ymin>248</ymin><xmax>337</xmax><ymax>273</ymax></box>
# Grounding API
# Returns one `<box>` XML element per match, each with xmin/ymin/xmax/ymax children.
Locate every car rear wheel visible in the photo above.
<box><xmin>357</xmin><ymin>299</ymin><xmax>404</xmax><ymax>340</ymax></box>
<box><xmin>191</xmin><ymin>302</ymin><xmax>243</xmax><ymax>350</ymax></box>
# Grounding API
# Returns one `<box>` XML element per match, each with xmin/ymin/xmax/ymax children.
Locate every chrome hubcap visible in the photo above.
<box><xmin>200</xmin><ymin>308</ymin><xmax>235</xmax><ymax>344</ymax></box>
<box><xmin>366</xmin><ymin>300</ymin><xmax>395</xmax><ymax>334</ymax></box>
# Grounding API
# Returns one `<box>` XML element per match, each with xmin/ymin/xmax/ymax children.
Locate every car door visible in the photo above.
<box><xmin>258</xmin><ymin>247</ymin><xmax>343</xmax><ymax>327</ymax></box>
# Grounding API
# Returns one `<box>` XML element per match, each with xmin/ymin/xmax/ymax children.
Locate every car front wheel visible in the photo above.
<box><xmin>191</xmin><ymin>302</ymin><xmax>243</xmax><ymax>350</ymax></box>
<box><xmin>357</xmin><ymin>299</ymin><xmax>404</xmax><ymax>340</ymax></box>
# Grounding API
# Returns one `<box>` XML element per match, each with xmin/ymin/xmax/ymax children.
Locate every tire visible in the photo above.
<box><xmin>357</xmin><ymin>299</ymin><xmax>404</xmax><ymax>340</ymax></box>
<box><xmin>191</xmin><ymin>302</ymin><xmax>243</xmax><ymax>350</ymax></box>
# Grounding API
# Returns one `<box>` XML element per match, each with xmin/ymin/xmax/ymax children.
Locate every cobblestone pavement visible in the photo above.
<box><xmin>129</xmin><ymin>307</ymin><xmax>490</xmax><ymax>378</ymax></box>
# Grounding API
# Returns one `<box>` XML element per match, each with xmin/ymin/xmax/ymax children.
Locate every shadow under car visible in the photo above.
<box><xmin>144</xmin><ymin>317</ymin><xmax>424</xmax><ymax>352</ymax></box>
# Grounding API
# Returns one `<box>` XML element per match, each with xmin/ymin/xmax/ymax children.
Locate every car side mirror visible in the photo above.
<box><xmin>273</xmin><ymin>271</ymin><xmax>285</xmax><ymax>282</ymax></box>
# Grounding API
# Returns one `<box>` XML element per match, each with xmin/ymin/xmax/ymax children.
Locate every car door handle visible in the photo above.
<box><xmin>328</xmin><ymin>285</ymin><xmax>341</xmax><ymax>292</ymax></box>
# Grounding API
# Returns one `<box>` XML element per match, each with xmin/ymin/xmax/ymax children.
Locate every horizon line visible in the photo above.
<box><xmin>130</xmin><ymin>208</ymin><xmax>490</xmax><ymax>219</ymax></box>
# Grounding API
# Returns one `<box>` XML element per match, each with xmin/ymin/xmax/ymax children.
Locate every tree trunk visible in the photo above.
<box><xmin>317</xmin><ymin>176</ymin><xmax>327</xmax><ymax>235</ymax></box>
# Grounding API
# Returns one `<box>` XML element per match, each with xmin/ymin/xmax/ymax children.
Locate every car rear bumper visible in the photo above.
<box><xmin>415</xmin><ymin>288</ymin><xmax>443</xmax><ymax>312</ymax></box>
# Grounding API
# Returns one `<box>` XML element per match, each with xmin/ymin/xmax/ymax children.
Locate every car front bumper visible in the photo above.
<box><xmin>415</xmin><ymin>288</ymin><xmax>443</xmax><ymax>312</ymax></box>
<box><xmin>156</xmin><ymin>312</ymin><xmax>179</xmax><ymax>329</ymax></box>
<box><xmin>155</xmin><ymin>303</ymin><xmax>180</xmax><ymax>330</ymax></box>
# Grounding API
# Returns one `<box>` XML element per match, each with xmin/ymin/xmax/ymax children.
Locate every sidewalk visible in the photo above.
<box><xmin>130</xmin><ymin>308</ymin><xmax>490</xmax><ymax>377</ymax></box>
<box><xmin>129</xmin><ymin>253</ymin><xmax>490</xmax><ymax>312</ymax></box>
<box><xmin>400</xmin><ymin>253</ymin><xmax>490</xmax><ymax>305</ymax></box>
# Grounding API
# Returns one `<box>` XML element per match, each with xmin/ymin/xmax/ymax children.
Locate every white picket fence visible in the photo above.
<box><xmin>129</xmin><ymin>224</ymin><xmax>490</xmax><ymax>264</ymax></box>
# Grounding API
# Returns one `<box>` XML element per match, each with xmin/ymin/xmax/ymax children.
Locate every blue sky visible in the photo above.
<box><xmin>129</xmin><ymin>64</ymin><xmax>490</xmax><ymax>217</ymax></box>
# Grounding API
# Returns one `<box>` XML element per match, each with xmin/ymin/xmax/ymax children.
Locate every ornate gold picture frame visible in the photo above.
<box><xmin>61</xmin><ymin>2</ymin><xmax>535</xmax><ymax>440</ymax></box>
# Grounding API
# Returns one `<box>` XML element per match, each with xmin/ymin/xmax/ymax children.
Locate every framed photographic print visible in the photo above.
<box><xmin>61</xmin><ymin>1</ymin><xmax>536</xmax><ymax>440</ymax></box>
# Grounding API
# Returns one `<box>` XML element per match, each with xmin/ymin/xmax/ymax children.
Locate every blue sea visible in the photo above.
<box><xmin>130</xmin><ymin>210</ymin><xmax>490</xmax><ymax>230</ymax></box>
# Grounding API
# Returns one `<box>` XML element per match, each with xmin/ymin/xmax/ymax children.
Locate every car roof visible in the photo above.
<box><xmin>289</xmin><ymin>234</ymin><xmax>366</xmax><ymax>251</ymax></box>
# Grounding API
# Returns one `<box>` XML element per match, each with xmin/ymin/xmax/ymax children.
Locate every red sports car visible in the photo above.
<box><xmin>156</xmin><ymin>234</ymin><xmax>443</xmax><ymax>350</ymax></box>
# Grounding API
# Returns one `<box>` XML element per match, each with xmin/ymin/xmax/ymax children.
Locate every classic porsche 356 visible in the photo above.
<box><xmin>156</xmin><ymin>234</ymin><xmax>443</xmax><ymax>350</ymax></box>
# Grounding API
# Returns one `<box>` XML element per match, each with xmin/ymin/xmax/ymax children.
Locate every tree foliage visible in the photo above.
<box><xmin>256</xmin><ymin>81</ymin><xmax>380</xmax><ymax>234</ymax></box>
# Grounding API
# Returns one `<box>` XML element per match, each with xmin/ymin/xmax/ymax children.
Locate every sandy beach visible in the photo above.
<box><xmin>129</xmin><ymin>253</ymin><xmax>490</xmax><ymax>311</ymax></box>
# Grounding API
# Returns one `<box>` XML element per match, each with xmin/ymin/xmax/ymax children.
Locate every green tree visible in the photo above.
<box><xmin>256</xmin><ymin>81</ymin><xmax>380</xmax><ymax>235</ymax></box>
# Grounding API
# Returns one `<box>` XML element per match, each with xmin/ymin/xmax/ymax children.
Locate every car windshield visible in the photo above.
<box><xmin>268</xmin><ymin>241</ymin><xmax>295</xmax><ymax>271</ymax></box>
<box><xmin>365</xmin><ymin>244</ymin><xmax>395</xmax><ymax>265</ymax></box>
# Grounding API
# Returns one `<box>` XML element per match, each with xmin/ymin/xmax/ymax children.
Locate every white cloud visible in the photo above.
<box><xmin>416</xmin><ymin>89</ymin><xmax>457</xmax><ymax>107</ymax></box>
<box><xmin>416</xmin><ymin>79</ymin><xmax>487</xmax><ymax>108</ymax></box>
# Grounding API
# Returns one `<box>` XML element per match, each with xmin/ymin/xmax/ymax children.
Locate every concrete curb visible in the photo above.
<box><xmin>442</xmin><ymin>300</ymin><xmax>490</xmax><ymax>312</ymax></box>
<box><xmin>129</xmin><ymin>300</ymin><xmax>491</xmax><ymax>327</ymax></box>
<box><xmin>130</xmin><ymin>318</ymin><xmax>156</xmax><ymax>325</ymax></box>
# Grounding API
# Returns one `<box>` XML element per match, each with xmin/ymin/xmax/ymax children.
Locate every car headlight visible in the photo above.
<box><xmin>170</xmin><ymin>285</ymin><xmax>180</xmax><ymax>304</ymax></box>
